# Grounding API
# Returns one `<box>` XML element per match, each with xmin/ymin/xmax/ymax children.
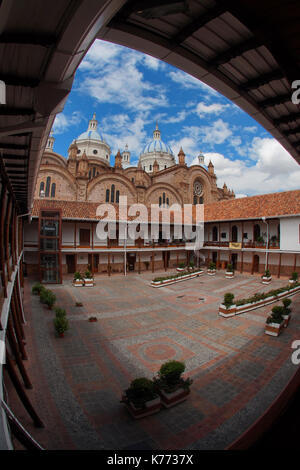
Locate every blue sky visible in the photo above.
<box><xmin>53</xmin><ymin>39</ymin><xmax>300</xmax><ymax>198</ymax></box>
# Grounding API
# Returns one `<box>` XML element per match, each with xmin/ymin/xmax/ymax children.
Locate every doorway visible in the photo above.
<box><xmin>88</xmin><ymin>254</ymin><xmax>99</xmax><ymax>273</ymax></box>
<box><xmin>253</xmin><ymin>254</ymin><xmax>260</xmax><ymax>273</ymax></box>
<box><xmin>66</xmin><ymin>254</ymin><xmax>76</xmax><ymax>274</ymax></box>
<box><xmin>231</xmin><ymin>253</ymin><xmax>238</xmax><ymax>270</ymax></box>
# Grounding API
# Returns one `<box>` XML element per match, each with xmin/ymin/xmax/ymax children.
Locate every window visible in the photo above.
<box><xmin>51</xmin><ymin>183</ymin><xmax>56</xmax><ymax>198</ymax></box>
<box><xmin>45</xmin><ymin>176</ymin><xmax>51</xmax><ymax>197</ymax></box>
<box><xmin>88</xmin><ymin>170</ymin><xmax>91</xmax><ymax>179</ymax></box>
<box><xmin>106</xmin><ymin>189</ymin><xmax>110</xmax><ymax>202</ymax></box>
<box><xmin>39</xmin><ymin>182</ymin><xmax>45</xmax><ymax>195</ymax></box>
<box><xmin>111</xmin><ymin>184</ymin><xmax>115</xmax><ymax>203</ymax></box>
<box><xmin>213</xmin><ymin>226</ymin><xmax>218</xmax><ymax>242</ymax></box>
<box><xmin>116</xmin><ymin>190</ymin><xmax>120</xmax><ymax>204</ymax></box>
<box><xmin>221</xmin><ymin>232</ymin><xmax>226</xmax><ymax>239</ymax></box>
<box><xmin>93</xmin><ymin>167</ymin><xmax>96</xmax><ymax>177</ymax></box>
<box><xmin>159</xmin><ymin>197</ymin><xmax>162</xmax><ymax>207</ymax></box>
<box><xmin>149</xmin><ymin>164</ymin><xmax>152</xmax><ymax>171</ymax></box>
<box><xmin>93</xmin><ymin>150</ymin><xmax>98</xmax><ymax>155</ymax></box>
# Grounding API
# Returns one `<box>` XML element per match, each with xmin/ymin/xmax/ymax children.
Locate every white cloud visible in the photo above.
<box><xmin>168</xmin><ymin>70</ymin><xmax>219</xmax><ymax>97</ymax></box>
<box><xmin>53</xmin><ymin>111</ymin><xmax>83</xmax><ymax>135</ymax></box>
<box><xmin>77</xmin><ymin>40</ymin><xmax>168</xmax><ymax>112</ymax></box>
<box><xmin>244</xmin><ymin>126</ymin><xmax>257</xmax><ymax>133</ymax></box>
<box><xmin>195</xmin><ymin>102</ymin><xmax>230</xmax><ymax>117</ymax></box>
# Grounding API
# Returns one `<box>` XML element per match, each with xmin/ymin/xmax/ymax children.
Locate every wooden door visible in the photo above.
<box><xmin>66</xmin><ymin>255</ymin><xmax>76</xmax><ymax>274</ymax></box>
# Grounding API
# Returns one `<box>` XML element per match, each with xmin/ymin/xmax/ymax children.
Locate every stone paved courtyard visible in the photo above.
<box><xmin>10</xmin><ymin>270</ymin><xmax>300</xmax><ymax>450</ymax></box>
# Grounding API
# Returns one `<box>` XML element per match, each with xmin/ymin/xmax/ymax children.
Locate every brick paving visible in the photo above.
<box><xmin>11</xmin><ymin>270</ymin><xmax>300</xmax><ymax>450</ymax></box>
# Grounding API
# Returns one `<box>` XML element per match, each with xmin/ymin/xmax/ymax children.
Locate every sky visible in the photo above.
<box><xmin>53</xmin><ymin>39</ymin><xmax>300</xmax><ymax>198</ymax></box>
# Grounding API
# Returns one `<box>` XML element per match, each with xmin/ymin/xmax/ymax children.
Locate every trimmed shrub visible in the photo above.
<box><xmin>54</xmin><ymin>307</ymin><xmax>66</xmax><ymax>318</ymax></box>
<box><xmin>209</xmin><ymin>262</ymin><xmax>216</xmax><ymax>270</ymax></box>
<box><xmin>291</xmin><ymin>272</ymin><xmax>298</xmax><ymax>281</ymax></box>
<box><xmin>224</xmin><ymin>293</ymin><xmax>235</xmax><ymax>309</ymax></box>
<box><xmin>54</xmin><ymin>316</ymin><xmax>69</xmax><ymax>335</ymax></box>
<box><xmin>122</xmin><ymin>377</ymin><xmax>157</xmax><ymax>408</ymax></box>
<box><xmin>40</xmin><ymin>289</ymin><xmax>56</xmax><ymax>309</ymax></box>
<box><xmin>32</xmin><ymin>283</ymin><xmax>45</xmax><ymax>295</ymax></box>
<box><xmin>226</xmin><ymin>264</ymin><xmax>234</xmax><ymax>273</ymax></box>
<box><xmin>84</xmin><ymin>270</ymin><xmax>93</xmax><ymax>279</ymax></box>
<box><xmin>155</xmin><ymin>360</ymin><xmax>192</xmax><ymax>393</ymax></box>
<box><xmin>73</xmin><ymin>271</ymin><xmax>82</xmax><ymax>280</ymax></box>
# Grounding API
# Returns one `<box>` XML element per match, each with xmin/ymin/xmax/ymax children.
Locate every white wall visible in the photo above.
<box><xmin>280</xmin><ymin>217</ymin><xmax>300</xmax><ymax>251</ymax></box>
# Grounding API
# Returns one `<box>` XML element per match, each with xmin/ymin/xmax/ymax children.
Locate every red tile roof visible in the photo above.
<box><xmin>32</xmin><ymin>189</ymin><xmax>300</xmax><ymax>223</ymax></box>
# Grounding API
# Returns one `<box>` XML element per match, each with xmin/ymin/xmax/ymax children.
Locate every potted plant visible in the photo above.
<box><xmin>188</xmin><ymin>261</ymin><xmax>195</xmax><ymax>272</ymax></box>
<box><xmin>207</xmin><ymin>262</ymin><xmax>216</xmax><ymax>275</ymax></box>
<box><xmin>54</xmin><ymin>315</ymin><xmax>69</xmax><ymax>338</ymax></box>
<box><xmin>84</xmin><ymin>269</ymin><xmax>94</xmax><ymax>287</ymax></box>
<box><xmin>177</xmin><ymin>262</ymin><xmax>186</xmax><ymax>272</ymax></box>
<box><xmin>225</xmin><ymin>263</ymin><xmax>234</xmax><ymax>278</ymax></box>
<box><xmin>75</xmin><ymin>301</ymin><xmax>83</xmax><ymax>307</ymax></box>
<box><xmin>73</xmin><ymin>271</ymin><xmax>84</xmax><ymax>287</ymax></box>
<box><xmin>153</xmin><ymin>361</ymin><xmax>192</xmax><ymax>408</ymax></box>
<box><xmin>54</xmin><ymin>307</ymin><xmax>66</xmax><ymax>318</ymax></box>
<box><xmin>88</xmin><ymin>316</ymin><xmax>98</xmax><ymax>322</ymax></box>
<box><xmin>40</xmin><ymin>289</ymin><xmax>56</xmax><ymax>310</ymax></box>
<box><xmin>289</xmin><ymin>272</ymin><xmax>298</xmax><ymax>284</ymax></box>
<box><xmin>265</xmin><ymin>305</ymin><xmax>284</xmax><ymax>337</ymax></box>
<box><xmin>121</xmin><ymin>377</ymin><xmax>161</xmax><ymax>419</ymax></box>
<box><xmin>281</xmin><ymin>298</ymin><xmax>292</xmax><ymax>327</ymax></box>
<box><xmin>32</xmin><ymin>282</ymin><xmax>45</xmax><ymax>295</ymax></box>
<box><xmin>219</xmin><ymin>292</ymin><xmax>236</xmax><ymax>317</ymax></box>
<box><xmin>270</xmin><ymin>235</ymin><xmax>278</xmax><ymax>247</ymax></box>
<box><xmin>256</xmin><ymin>235</ymin><xmax>265</xmax><ymax>247</ymax></box>
<box><xmin>261</xmin><ymin>269</ymin><xmax>272</xmax><ymax>285</ymax></box>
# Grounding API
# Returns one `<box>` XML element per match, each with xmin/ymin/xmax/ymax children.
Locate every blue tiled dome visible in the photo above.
<box><xmin>142</xmin><ymin>139</ymin><xmax>173</xmax><ymax>155</ymax></box>
<box><xmin>77</xmin><ymin>129</ymin><xmax>104</xmax><ymax>141</ymax></box>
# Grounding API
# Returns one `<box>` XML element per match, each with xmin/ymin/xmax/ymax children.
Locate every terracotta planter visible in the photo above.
<box><xmin>225</xmin><ymin>272</ymin><xmax>234</xmax><ymax>278</ymax></box>
<box><xmin>282</xmin><ymin>314</ymin><xmax>291</xmax><ymax>328</ymax></box>
<box><xmin>159</xmin><ymin>387</ymin><xmax>190</xmax><ymax>408</ymax></box>
<box><xmin>207</xmin><ymin>269</ymin><xmax>216</xmax><ymax>276</ymax></box>
<box><xmin>265</xmin><ymin>321</ymin><xmax>284</xmax><ymax>337</ymax></box>
<box><xmin>219</xmin><ymin>304</ymin><xmax>237</xmax><ymax>317</ymax></box>
<box><xmin>84</xmin><ymin>278</ymin><xmax>94</xmax><ymax>287</ymax></box>
<box><xmin>122</xmin><ymin>395</ymin><xmax>161</xmax><ymax>419</ymax></box>
<box><xmin>261</xmin><ymin>276</ymin><xmax>272</xmax><ymax>285</ymax></box>
<box><xmin>73</xmin><ymin>279</ymin><xmax>84</xmax><ymax>287</ymax></box>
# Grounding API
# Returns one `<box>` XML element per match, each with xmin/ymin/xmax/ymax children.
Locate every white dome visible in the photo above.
<box><xmin>139</xmin><ymin>123</ymin><xmax>175</xmax><ymax>173</ymax></box>
<box><xmin>74</xmin><ymin>113</ymin><xmax>111</xmax><ymax>164</ymax></box>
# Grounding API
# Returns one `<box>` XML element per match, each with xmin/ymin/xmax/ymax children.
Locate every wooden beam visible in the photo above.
<box><xmin>7</xmin><ymin>318</ymin><xmax>32</xmax><ymax>389</ymax></box>
<box><xmin>5</xmin><ymin>349</ymin><xmax>44</xmax><ymax>428</ymax></box>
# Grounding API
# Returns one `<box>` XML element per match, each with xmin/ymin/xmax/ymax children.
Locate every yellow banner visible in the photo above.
<box><xmin>229</xmin><ymin>242</ymin><xmax>242</xmax><ymax>249</ymax></box>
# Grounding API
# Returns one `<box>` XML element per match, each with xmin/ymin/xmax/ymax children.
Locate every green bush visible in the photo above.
<box><xmin>54</xmin><ymin>307</ymin><xmax>66</xmax><ymax>318</ymax></box>
<box><xmin>291</xmin><ymin>272</ymin><xmax>298</xmax><ymax>281</ymax></box>
<box><xmin>224</xmin><ymin>293</ymin><xmax>235</xmax><ymax>309</ymax></box>
<box><xmin>189</xmin><ymin>261</ymin><xmax>195</xmax><ymax>268</ymax></box>
<box><xmin>40</xmin><ymin>289</ymin><xmax>56</xmax><ymax>309</ymax></box>
<box><xmin>235</xmin><ymin>282</ymin><xmax>299</xmax><ymax>307</ymax></box>
<box><xmin>155</xmin><ymin>361</ymin><xmax>192</xmax><ymax>393</ymax></box>
<box><xmin>54</xmin><ymin>316</ymin><xmax>69</xmax><ymax>335</ymax></box>
<box><xmin>263</xmin><ymin>269</ymin><xmax>271</xmax><ymax>278</ymax></box>
<box><xmin>226</xmin><ymin>264</ymin><xmax>234</xmax><ymax>273</ymax></box>
<box><xmin>32</xmin><ymin>283</ymin><xmax>45</xmax><ymax>295</ymax></box>
<box><xmin>153</xmin><ymin>268</ymin><xmax>201</xmax><ymax>283</ymax></box>
<box><xmin>209</xmin><ymin>262</ymin><xmax>216</xmax><ymax>270</ymax></box>
<box><xmin>84</xmin><ymin>270</ymin><xmax>93</xmax><ymax>279</ymax></box>
<box><xmin>122</xmin><ymin>377</ymin><xmax>157</xmax><ymax>408</ymax></box>
<box><xmin>73</xmin><ymin>271</ymin><xmax>82</xmax><ymax>280</ymax></box>
<box><xmin>178</xmin><ymin>262</ymin><xmax>185</xmax><ymax>268</ymax></box>
<box><xmin>282</xmin><ymin>298</ymin><xmax>292</xmax><ymax>315</ymax></box>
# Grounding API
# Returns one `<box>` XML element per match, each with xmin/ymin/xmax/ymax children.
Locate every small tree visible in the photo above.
<box><xmin>32</xmin><ymin>283</ymin><xmax>45</xmax><ymax>295</ymax></box>
<box><xmin>155</xmin><ymin>360</ymin><xmax>192</xmax><ymax>393</ymax></box>
<box><xmin>54</xmin><ymin>316</ymin><xmax>69</xmax><ymax>336</ymax></box>
<box><xmin>226</xmin><ymin>263</ymin><xmax>233</xmax><ymax>273</ymax></box>
<box><xmin>291</xmin><ymin>272</ymin><xmax>298</xmax><ymax>281</ymax></box>
<box><xmin>263</xmin><ymin>269</ymin><xmax>271</xmax><ymax>278</ymax></box>
<box><xmin>40</xmin><ymin>289</ymin><xmax>56</xmax><ymax>309</ymax></box>
<box><xmin>84</xmin><ymin>269</ymin><xmax>93</xmax><ymax>279</ymax></box>
<box><xmin>282</xmin><ymin>298</ymin><xmax>292</xmax><ymax>315</ymax></box>
<box><xmin>121</xmin><ymin>378</ymin><xmax>157</xmax><ymax>408</ymax></box>
<box><xmin>224</xmin><ymin>292</ymin><xmax>235</xmax><ymax>309</ymax></box>
<box><xmin>54</xmin><ymin>307</ymin><xmax>66</xmax><ymax>318</ymax></box>
<box><xmin>209</xmin><ymin>262</ymin><xmax>216</xmax><ymax>270</ymax></box>
<box><xmin>267</xmin><ymin>305</ymin><xmax>284</xmax><ymax>324</ymax></box>
<box><xmin>73</xmin><ymin>271</ymin><xmax>82</xmax><ymax>280</ymax></box>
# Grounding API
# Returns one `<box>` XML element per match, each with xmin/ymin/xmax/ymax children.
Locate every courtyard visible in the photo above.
<box><xmin>11</xmin><ymin>270</ymin><xmax>300</xmax><ymax>450</ymax></box>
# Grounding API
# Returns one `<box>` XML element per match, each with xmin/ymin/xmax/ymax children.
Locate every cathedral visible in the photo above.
<box><xmin>35</xmin><ymin>113</ymin><xmax>235</xmax><ymax>206</ymax></box>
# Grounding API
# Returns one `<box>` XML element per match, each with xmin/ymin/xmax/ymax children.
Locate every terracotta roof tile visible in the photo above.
<box><xmin>32</xmin><ymin>189</ymin><xmax>300</xmax><ymax>223</ymax></box>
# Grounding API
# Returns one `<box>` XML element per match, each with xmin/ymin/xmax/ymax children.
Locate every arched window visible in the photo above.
<box><xmin>149</xmin><ymin>164</ymin><xmax>152</xmax><ymax>171</ymax></box>
<box><xmin>45</xmin><ymin>177</ymin><xmax>51</xmax><ymax>197</ymax></box>
<box><xmin>88</xmin><ymin>170</ymin><xmax>91</xmax><ymax>179</ymax></box>
<box><xmin>116</xmin><ymin>190</ymin><xmax>120</xmax><ymax>204</ymax></box>
<box><xmin>193</xmin><ymin>196</ymin><xmax>198</xmax><ymax>205</ymax></box>
<box><xmin>163</xmin><ymin>193</ymin><xmax>166</xmax><ymax>205</ymax></box>
<box><xmin>93</xmin><ymin>167</ymin><xmax>96</xmax><ymax>177</ymax></box>
<box><xmin>51</xmin><ymin>183</ymin><xmax>56</xmax><ymax>198</ymax></box>
<box><xmin>106</xmin><ymin>189</ymin><xmax>110</xmax><ymax>203</ymax></box>
<box><xmin>111</xmin><ymin>184</ymin><xmax>115</xmax><ymax>203</ymax></box>
<box><xmin>199</xmin><ymin>196</ymin><xmax>203</xmax><ymax>204</ymax></box>
<box><xmin>166</xmin><ymin>198</ymin><xmax>169</xmax><ymax>206</ymax></box>
<box><xmin>159</xmin><ymin>197</ymin><xmax>162</xmax><ymax>207</ymax></box>
<box><xmin>39</xmin><ymin>182</ymin><xmax>45</xmax><ymax>194</ymax></box>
